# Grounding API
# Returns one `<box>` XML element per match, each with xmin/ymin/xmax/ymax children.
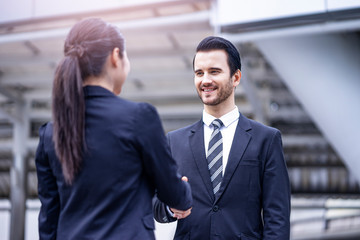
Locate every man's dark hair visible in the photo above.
<box><xmin>193</xmin><ymin>36</ymin><xmax>241</xmax><ymax>76</ymax></box>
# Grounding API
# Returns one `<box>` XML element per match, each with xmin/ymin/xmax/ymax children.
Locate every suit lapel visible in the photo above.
<box><xmin>189</xmin><ymin>120</ymin><xmax>215</xmax><ymax>201</ymax></box>
<box><xmin>215</xmin><ymin>113</ymin><xmax>252</xmax><ymax>202</ymax></box>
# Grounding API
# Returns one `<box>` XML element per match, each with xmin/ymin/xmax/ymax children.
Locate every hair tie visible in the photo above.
<box><xmin>66</xmin><ymin>44</ymin><xmax>85</xmax><ymax>58</ymax></box>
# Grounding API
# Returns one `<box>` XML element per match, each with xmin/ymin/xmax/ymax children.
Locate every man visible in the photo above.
<box><xmin>153</xmin><ymin>36</ymin><xmax>291</xmax><ymax>239</ymax></box>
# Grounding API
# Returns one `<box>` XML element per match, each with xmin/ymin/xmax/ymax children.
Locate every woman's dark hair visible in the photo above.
<box><xmin>52</xmin><ymin>18</ymin><xmax>125</xmax><ymax>184</ymax></box>
<box><xmin>193</xmin><ymin>36</ymin><xmax>241</xmax><ymax>76</ymax></box>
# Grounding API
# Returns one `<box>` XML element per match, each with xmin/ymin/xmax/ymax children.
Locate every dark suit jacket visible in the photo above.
<box><xmin>153</xmin><ymin>113</ymin><xmax>290</xmax><ymax>240</ymax></box>
<box><xmin>36</xmin><ymin>86</ymin><xmax>192</xmax><ymax>240</ymax></box>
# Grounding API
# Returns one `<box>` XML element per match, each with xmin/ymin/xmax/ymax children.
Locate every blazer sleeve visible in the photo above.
<box><xmin>35</xmin><ymin>123</ymin><xmax>60</xmax><ymax>240</ymax></box>
<box><xmin>262</xmin><ymin>130</ymin><xmax>291</xmax><ymax>240</ymax></box>
<box><xmin>153</xmin><ymin>132</ymin><xmax>179</xmax><ymax>223</ymax></box>
<box><xmin>135</xmin><ymin>103</ymin><xmax>192</xmax><ymax>211</ymax></box>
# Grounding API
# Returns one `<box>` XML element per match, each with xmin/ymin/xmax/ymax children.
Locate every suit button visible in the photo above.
<box><xmin>212</xmin><ymin>205</ymin><xmax>219</xmax><ymax>212</ymax></box>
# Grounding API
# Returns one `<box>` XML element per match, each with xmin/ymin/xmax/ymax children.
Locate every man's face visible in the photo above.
<box><xmin>194</xmin><ymin>50</ymin><xmax>238</xmax><ymax>106</ymax></box>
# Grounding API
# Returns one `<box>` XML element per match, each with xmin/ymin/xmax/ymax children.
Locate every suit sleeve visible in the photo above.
<box><xmin>152</xmin><ymin>133</ymin><xmax>178</xmax><ymax>223</ymax></box>
<box><xmin>262</xmin><ymin>130</ymin><xmax>291</xmax><ymax>240</ymax></box>
<box><xmin>135</xmin><ymin>103</ymin><xmax>192</xmax><ymax>212</ymax></box>
<box><xmin>35</xmin><ymin>124</ymin><xmax>60</xmax><ymax>240</ymax></box>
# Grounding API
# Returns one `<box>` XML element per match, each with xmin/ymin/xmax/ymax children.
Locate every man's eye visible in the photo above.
<box><xmin>195</xmin><ymin>72</ymin><xmax>203</xmax><ymax>77</ymax></box>
<box><xmin>211</xmin><ymin>70</ymin><xmax>219</xmax><ymax>74</ymax></box>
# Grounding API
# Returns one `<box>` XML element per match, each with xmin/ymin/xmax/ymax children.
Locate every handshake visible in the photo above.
<box><xmin>170</xmin><ymin>176</ymin><xmax>192</xmax><ymax>220</ymax></box>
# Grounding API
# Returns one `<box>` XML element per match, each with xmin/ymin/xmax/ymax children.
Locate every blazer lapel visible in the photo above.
<box><xmin>215</xmin><ymin>113</ymin><xmax>252</xmax><ymax>202</ymax></box>
<box><xmin>189</xmin><ymin>120</ymin><xmax>215</xmax><ymax>201</ymax></box>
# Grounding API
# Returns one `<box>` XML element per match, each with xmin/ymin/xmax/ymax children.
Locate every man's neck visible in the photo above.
<box><xmin>204</xmin><ymin>103</ymin><xmax>236</xmax><ymax>119</ymax></box>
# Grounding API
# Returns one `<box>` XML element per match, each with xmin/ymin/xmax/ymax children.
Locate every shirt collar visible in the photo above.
<box><xmin>202</xmin><ymin>106</ymin><xmax>239</xmax><ymax>128</ymax></box>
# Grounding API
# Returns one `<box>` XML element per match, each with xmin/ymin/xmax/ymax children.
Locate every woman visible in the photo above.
<box><xmin>35</xmin><ymin>18</ymin><xmax>192</xmax><ymax>240</ymax></box>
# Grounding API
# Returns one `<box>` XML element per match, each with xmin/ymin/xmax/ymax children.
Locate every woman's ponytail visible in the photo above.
<box><xmin>52</xmin><ymin>53</ymin><xmax>85</xmax><ymax>185</ymax></box>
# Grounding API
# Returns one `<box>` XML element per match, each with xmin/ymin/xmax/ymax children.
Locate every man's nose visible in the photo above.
<box><xmin>202</xmin><ymin>73</ymin><xmax>212</xmax><ymax>84</ymax></box>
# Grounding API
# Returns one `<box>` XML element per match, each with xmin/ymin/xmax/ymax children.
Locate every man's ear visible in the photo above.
<box><xmin>233</xmin><ymin>69</ymin><xmax>241</xmax><ymax>87</ymax></box>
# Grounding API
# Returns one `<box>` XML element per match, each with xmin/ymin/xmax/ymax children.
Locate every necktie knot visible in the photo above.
<box><xmin>212</xmin><ymin>119</ymin><xmax>223</xmax><ymax>130</ymax></box>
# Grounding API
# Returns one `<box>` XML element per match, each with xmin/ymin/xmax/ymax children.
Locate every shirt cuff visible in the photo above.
<box><xmin>166</xmin><ymin>205</ymin><xmax>175</xmax><ymax>218</ymax></box>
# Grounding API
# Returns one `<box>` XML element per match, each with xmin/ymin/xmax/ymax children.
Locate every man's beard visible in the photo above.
<box><xmin>198</xmin><ymin>79</ymin><xmax>233</xmax><ymax>106</ymax></box>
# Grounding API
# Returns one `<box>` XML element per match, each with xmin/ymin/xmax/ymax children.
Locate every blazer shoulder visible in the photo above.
<box><xmin>39</xmin><ymin>122</ymin><xmax>53</xmax><ymax>141</ymax></box>
<box><xmin>104</xmin><ymin>97</ymin><xmax>157</xmax><ymax>123</ymax></box>
<box><xmin>36</xmin><ymin>122</ymin><xmax>55</xmax><ymax>164</ymax></box>
<box><xmin>110</xmin><ymin>96</ymin><xmax>140</xmax><ymax>109</ymax></box>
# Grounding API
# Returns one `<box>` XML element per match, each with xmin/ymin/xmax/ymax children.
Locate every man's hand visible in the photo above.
<box><xmin>170</xmin><ymin>207</ymin><xmax>192</xmax><ymax>219</ymax></box>
<box><xmin>170</xmin><ymin>176</ymin><xmax>192</xmax><ymax>219</ymax></box>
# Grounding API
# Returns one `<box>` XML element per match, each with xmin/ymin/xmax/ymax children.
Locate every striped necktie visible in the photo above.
<box><xmin>207</xmin><ymin>119</ymin><xmax>223</xmax><ymax>195</ymax></box>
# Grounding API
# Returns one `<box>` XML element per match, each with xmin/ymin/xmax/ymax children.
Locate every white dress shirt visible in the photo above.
<box><xmin>203</xmin><ymin>107</ymin><xmax>239</xmax><ymax>175</ymax></box>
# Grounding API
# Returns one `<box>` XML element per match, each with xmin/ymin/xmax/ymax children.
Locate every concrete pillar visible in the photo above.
<box><xmin>255</xmin><ymin>33</ymin><xmax>360</xmax><ymax>182</ymax></box>
<box><xmin>10</xmin><ymin>100</ymin><xmax>29</xmax><ymax>240</ymax></box>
